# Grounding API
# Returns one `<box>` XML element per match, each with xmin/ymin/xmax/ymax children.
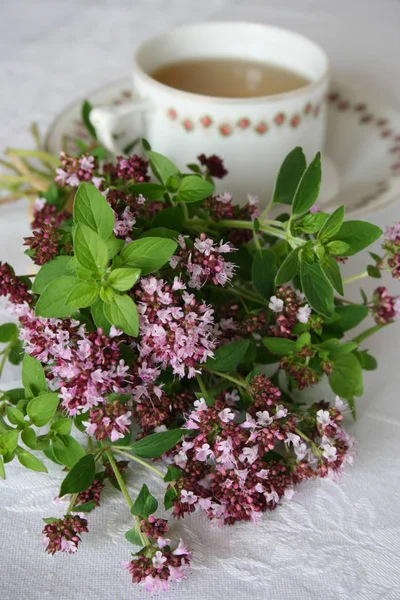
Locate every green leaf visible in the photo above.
<box><xmin>32</xmin><ymin>256</ymin><xmax>72</xmax><ymax>294</ymax></box>
<box><xmin>206</xmin><ymin>339</ymin><xmax>250</xmax><ymax>372</ymax></box>
<box><xmin>125</xmin><ymin>528</ymin><xmax>143</xmax><ymax>546</ymax></box>
<box><xmin>27</xmin><ymin>392</ymin><xmax>59</xmax><ymax>427</ymax></box>
<box><xmin>262</xmin><ymin>337</ymin><xmax>297</xmax><ymax>355</ymax></box>
<box><xmin>106</xmin><ymin>235</ymin><xmax>125</xmax><ymax>259</ymax></box>
<box><xmin>319</xmin><ymin>339</ymin><xmax>358</xmax><ymax>357</ymax></box>
<box><xmin>329</xmin><ymin>352</ymin><xmax>363</xmax><ymax>406</ymax></box>
<box><xmin>272</xmin><ymin>147</ymin><xmax>307</xmax><ymax>205</ymax></box>
<box><xmin>67</xmin><ymin>279</ymin><xmax>99</xmax><ymax>308</ymax></box>
<box><xmin>81</xmin><ymin>100</ymin><xmax>97</xmax><ymax>139</ymax></box>
<box><xmin>275</xmin><ymin>248</ymin><xmax>300</xmax><ymax>286</ymax></box>
<box><xmin>153</xmin><ymin>206</ymin><xmax>184</xmax><ymax>231</ymax></box>
<box><xmin>318</xmin><ymin>206</ymin><xmax>345</xmax><ymax>241</ymax></box>
<box><xmin>140</xmin><ymin>227</ymin><xmax>179</xmax><ymax>240</ymax></box>
<box><xmin>60</xmin><ymin>454</ymin><xmax>96</xmax><ymax>496</ymax></box>
<box><xmin>22</xmin><ymin>354</ymin><xmax>47</xmax><ymax>398</ymax></box>
<box><xmin>251</xmin><ymin>250</ymin><xmax>277</xmax><ymax>299</ymax></box>
<box><xmin>35</xmin><ymin>276</ymin><xmax>78</xmax><ymax>318</ymax></box>
<box><xmin>0</xmin><ymin>456</ymin><xmax>5</xmax><ymax>479</ymax></box>
<box><xmin>297</xmin><ymin>212</ymin><xmax>329</xmax><ymax>234</ymax></box>
<box><xmin>52</xmin><ymin>434</ymin><xmax>85</xmax><ymax>468</ymax></box>
<box><xmin>130</xmin><ymin>483</ymin><xmax>158</xmax><ymax>518</ymax></box>
<box><xmin>292</xmin><ymin>152</ymin><xmax>321</xmax><ymax>215</ymax></box>
<box><xmin>99</xmin><ymin>285</ymin><xmax>116</xmax><ymax>304</ymax></box>
<box><xmin>300</xmin><ymin>260</ymin><xmax>334</xmax><ymax>318</ymax></box>
<box><xmin>21</xmin><ymin>427</ymin><xmax>37</xmax><ymax>449</ymax></box>
<box><xmin>333</xmin><ymin>221</ymin><xmax>383</xmax><ymax>256</ymax></box>
<box><xmin>6</xmin><ymin>406</ymin><xmax>25</xmax><ymax>427</ymax></box>
<box><xmin>335</xmin><ymin>305</ymin><xmax>369</xmax><ymax>331</ymax></box>
<box><xmin>91</xmin><ymin>299</ymin><xmax>111</xmax><ymax>334</ymax></box>
<box><xmin>129</xmin><ymin>182</ymin><xmax>166</xmax><ymax>200</ymax></box>
<box><xmin>0</xmin><ymin>323</ymin><xmax>18</xmax><ymax>343</ymax></box>
<box><xmin>177</xmin><ymin>175</ymin><xmax>214</xmax><ymax>203</ymax></box>
<box><xmin>103</xmin><ymin>293</ymin><xmax>139</xmax><ymax>337</ymax></box>
<box><xmin>130</xmin><ymin>429</ymin><xmax>185</xmax><ymax>459</ymax></box>
<box><xmin>367</xmin><ymin>264</ymin><xmax>382</xmax><ymax>279</ymax></box>
<box><xmin>120</xmin><ymin>237</ymin><xmax>177</xmax><ymax>275</ymax></box>
<box><xmin>164</xmin><ymin>486</ymin><xmax>178</xmax><ymax>510</ymax></box>
<box><xmin>296</xmin><ymin>332</ymin><xmax>311</xmax><ymax>350</ymax></box>
<box><xmin>3</xmin><ymin>388</ymin><xmax>25</xmax><ymax>405</ymax></box>
<box><xmin>325</xmin><ymin>241</ymin><xmax>350</xmax><ymax>256</ymax></box>
<box><xmin>0</xmin><ymin>429</ymin><xmax>19</xmax><ymax>454</ymax></box>
<box><xmin>74</xmin><ymin>224</ymin><xmax>108</xmax><ymax>274</ymax></box>
<box><xmin>147</xmin><ymin>150</ymin><xmax>179</xmax><ymax>184</ymax></box>
<box><xmin>17</xmin><ymin>448</ymin><xmax>47</xmax><ymax>473</ymax></box>
<box><xmin>321</xmin><ymin>256</ymin><xmax>344</xmax><ymax>295</ymax></box>
<box><xmin>8</xmin><ymin>340</ymin><xmax>24</xmax><ymax>365</ymax></box>
<box><xmin>164</xmin><ymin>465</ymin><xmax>182</xmax><ymax>482</ymax></box>
<box><xmin>73</xmin><ymin>183</ymin><xmax>115</xmax><ymax>240</ymax></box>
<box><xmin>355</xmin><ymin>350</ymin><xmax>377</xmax><ymax>371</ymax></box>
<box><xmin>72</xmin><ymin>501</ymin><xmax>96</xmax><ymax>513</ymax></box>
<box><xmin>50</xmin><ymin>418</ymin><xmax>72</xmax><ymax>435</ymax></box>
<box><xmin>108</xmin><ymin>268</ymin><xmax>141</xmax><ymax>292</ymax></box>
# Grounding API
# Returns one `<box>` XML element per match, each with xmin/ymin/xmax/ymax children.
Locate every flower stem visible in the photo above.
<box><xmin>204</xmin><ymin>367</ymin><xmax>247</xmax><ymax>389</ymax></box>
<box><xmin>352</xmin><ymin>324</ymin><xmax>385</xmax><ymax>344</ymax></box>
<box><xmin>342</xmin><ymin>270</ymin><xmax>369</xmax><ymax>285</ymax></box>
<box><xmin>196</xmin><ymin>373</ymin><xmax>208</xmax><ymax>395</ymax></box>
<box><xmin>212</xmin><ymin>285</ymin><xmax>265</xmax><ymax>305</ymax></box>
<box><xmin>66</xmin><ymin>493</ymin><xmax>79</xmax><ymax>514</ymax></box>
<box><xmin>111</xmin><ymin>448</ymin><xmax>165</xmax><ymax>479</ymax></box>
<box><xmin>105</xmin><ymin>449</ymin><xmax>149</xmax><ymax>547</ymax></box>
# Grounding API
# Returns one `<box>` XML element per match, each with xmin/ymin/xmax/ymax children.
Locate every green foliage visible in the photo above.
<box><xmin>22</xmin><ymin>355</ymin><xmax>47</xmax><ymax>398</ymax></box>
<box><xmin>74</xmin><ymin>183</ymin><xmax>115</xmax><ymax>239</ymax></box>
<box><xmin>275</xmin><ymin>248</ymin><xmax>300</xmax><ymax>286</ymax></box>
<box><xmin>52</xmin><ymin>434</ymin><xmax>85</xmax><ymax>468</ymax></box>
<box><xmin>300</xmin><ymin>260</ymin><xmax>334</xmax><ymax>318</ymax></box>
<box><xmin>81</xmin><ymin>100</ymin><xmax>97</xmax><ymax>140</ymax></box>
<box><xmin>130</xmin><ymin>429</ymin><xmax>185</xmax><ymax>459</ymax></box>
<box><xmin>177</xmin><ymin>175</ymin><xmax>214</xmax><ymax>203</ymax></box>
<box><xmin>74</xmin><ymin>224</ymin><xmax>108</xmax><ymax>274</ymax></box>
<box><xmin>251</xmin><ymin>250</ymin><xmax>277</xmax><ymax>299</ymax></box>
<box><xmin>120</xmin><ymin>237</ymin><xmax>177</xmax><ymax>274</ymax></box>
<box><xmin>130</xmin><ymin>483</ymin><xmax>158</xmax><ymax>518</ymax></box>
<box><xmin>332</xmin><ymin>221</ymin><xmax>383</xmax><ymax>255</ymax></box>
<box><xmin>0</xmin><ymin>323</ymin><xmax>18</xmax><ymax>343</ymax></box>
<box><xmin>32</xmin><ymin>257</ymin><xmax>71</xmax><ymax>294</ymax></box>
<box><xmin>16</xmin><ymin>448</ymin><xmax>47</xmax><ymax>473</ymax></box>
<box><xmin>292</xmin><ymin>152</ymin><xmax>321</xmax><ymax>215</ymax></box>
<box><xmin>108</xmin><ymin>268</ymin><xmax>141</xmax><ymax>292</ymax></box>
<box><xmin>318</xmin><ymin>206</ymin><xmax>344</xmax><ymax>241</ymax></box>
<box><xmin>26</xmin><ymin>392</ymin><xmax>59</xmax><ymax>427</ymax></box>
<box><xmin>272</xmin><ymin>147</ymin><xmax>306</xmax><ymax>205</ymax></box>
<box><xmin>147</xmin><ymin>150</ymin><xmax>179</xmax><ymax>184</ymax></box>
<box><xmin>103</xmin><ymin>293</ymin><xmax>139</xmax><ymax>336</ymax></box>
<box><xmin>206</xmin><ymin>339</ymin><xmax>250</xmax><ymax>372</ymax></box>
<box><xmin>329</xmin><ymin>352</ymin><xmax>363</xmax><ymax>414</ymax></box>
<box><xmin>262</xmin><ymin>337</ymin><xmax>297</xmax><ymax>355</ymax></box>
<box><xmin>60</xmin><ymin>454</ymin><xmax>96</xmax><ymax>496</ymax></box>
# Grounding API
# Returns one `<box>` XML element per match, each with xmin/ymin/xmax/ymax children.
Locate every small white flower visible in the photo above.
<box><xmin>275</xmin><ymin>405</ymin><xmax>288</xmax><ymax>419</ymax></box>
<box><xmin>322</xmin><ymin>444</ymin><xmax>337</xmax><ymax>462</ymax></box>
<box><xmin>394</xmin><ymin>297</ymin><xmax>400</xmax><ymax>317</ymax></box>
<box><xmin>265</xmin><ymin>490</ymin><xmax>279</xmax><ymax>504</ymax></box>
<box><xmin>218</xmin><ymin>408</ymin><xmax>235</xmax><ymax>423</ymax></box>
<box><xmin>247</xmin><ymin>193</ymin><xmax>259</xmax><ymax>206</ymax></box>
<box><xmin>152</xmin><ymin>550</ymin><xmax>167</xmax><ymax>569</ymax></box>
<box><xmin>316</xmin><ymin>409</ymin><xmax>331</xmax><ymax>426</ymax></box>
<box><xmin>268</xmin><ymin>295</ymin><xmax>284</xmax><ymax>312</ymax></box>
<box><xmin>256</xmin><ymin>410</ymin><xmax>273</xmax><ymax>426</ymax></box>
<box><xmin>297</xmin><ymin>304</ymin><xmax>311</xmax><ymax>323</ymax></box>
<box><xmin>193</xmin><ymin>397</ymin><xmax>208</xmax><ymax>411</ymax></box>
<box><xmin>180</xmin><ymin>489</ymin><xmax>198</xmax><ymax>505</ymax></box>
<box><xmin>256</xmin><ymin>468</ymin><xmax>270</xmax><ymax>479</ymax></box>
<box><xmin>239</xmin><ymin>445</ymin><xmax>259</xmax><ymax>465</ymax></box>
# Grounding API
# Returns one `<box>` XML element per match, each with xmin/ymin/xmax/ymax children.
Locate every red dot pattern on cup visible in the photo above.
<box><xmin>163</xmin><ymin>99</ymin><xmax>323</xmax><ymax>136</ymax></box>
<box><xmin>328</xmin><ymin>90</ymin><xmax>400</xmax><ymax>176</ymax></box>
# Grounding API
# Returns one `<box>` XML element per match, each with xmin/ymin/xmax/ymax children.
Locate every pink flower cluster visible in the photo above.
<box><xmin>17</xmin><ymin>306</ymin><xmax>129</xmax><ymax>415</ymax></box>
<box><xmin>135</xmin><ymin>276</ymin><xmax>217</xmax><ymax>378</ymax></box>
<box><xmin>372</xmin><ymin>286</ymin><xmax>400</xmax><ymax>324</ymax></box>
<box><xmin>383</xmin><ymin>222</ymin><xmax>400</xmax><ymax>279</ymax></box>
<box><xmin>103</xmin><ymin>155</ymin><xmax>150</xmax><ymax>183</ymax></box>
<box><xmin>170</xmin><ymin>233</ymin><xmax>236</xmax><ymax>289</ymax></box>
<box><xmin>55</xmin><ymin>152</ymin><xmax>96</xmax><ymax>187</ymax></box>
<box><xmin>0</xmin><ymin>262</ymin><xmax>32</xmax><ymax>306</ymax></box>
<box><xmin>42</xmin><ymin>515</ymin><xmax>88</xmax><ymax>555</ymax></box>
<box><xmin>123</xmin><ymin>517</ymin><xmax>191</xmax><ymax>593</ymax></box>
<box><xmin>168</xmin><ymin>376</ymin><xmax>354</xmax><ymax>525</ymax></box>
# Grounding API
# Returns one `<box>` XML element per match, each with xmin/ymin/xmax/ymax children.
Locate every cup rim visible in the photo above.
<box><xmin>133</xmin><ymin>21</ymin><xmax>330</xmax><ymax>105</ymax></box>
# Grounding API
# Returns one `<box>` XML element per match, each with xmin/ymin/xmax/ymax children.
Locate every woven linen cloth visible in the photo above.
<box><xmin>1</xmin><ymin>1</ymin><xmax>400</xmax><ymax>598</ymax></box>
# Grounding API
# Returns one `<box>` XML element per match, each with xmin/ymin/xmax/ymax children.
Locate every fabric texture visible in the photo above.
<box><xmin>1</xmin><ymin>1</ymin><xmax>400</xmax><ymax>598</ymax></box>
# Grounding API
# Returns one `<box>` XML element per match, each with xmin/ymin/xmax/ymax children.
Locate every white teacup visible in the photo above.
<box><xmin>90</xmin><ymin>22</ymin><xmax>329</xmax><ymax>201</ymax></box>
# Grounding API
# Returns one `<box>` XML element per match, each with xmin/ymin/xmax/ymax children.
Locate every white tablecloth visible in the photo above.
<box><xmin>1</xmin><ymin>1</ymin><xmax>400</xmax><ymax>599</ymax></box>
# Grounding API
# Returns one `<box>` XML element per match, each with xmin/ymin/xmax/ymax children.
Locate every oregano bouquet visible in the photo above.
<box><xmin>0</xmin><ymin>126</ymin><xmax>399</xmax><ymax>593</ymax></box>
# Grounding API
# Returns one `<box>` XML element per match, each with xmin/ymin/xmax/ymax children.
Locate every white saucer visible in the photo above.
<box><xmin>44</xmin><ymin>78</ymin><xmax>400</xmax><ymax>217</ymax></box>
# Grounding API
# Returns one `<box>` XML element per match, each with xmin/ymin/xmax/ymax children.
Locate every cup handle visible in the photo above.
<box><xmin>89</xmin><ymin>100</ymin><xmax>150</xmax><ymax>155</ymax></box>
